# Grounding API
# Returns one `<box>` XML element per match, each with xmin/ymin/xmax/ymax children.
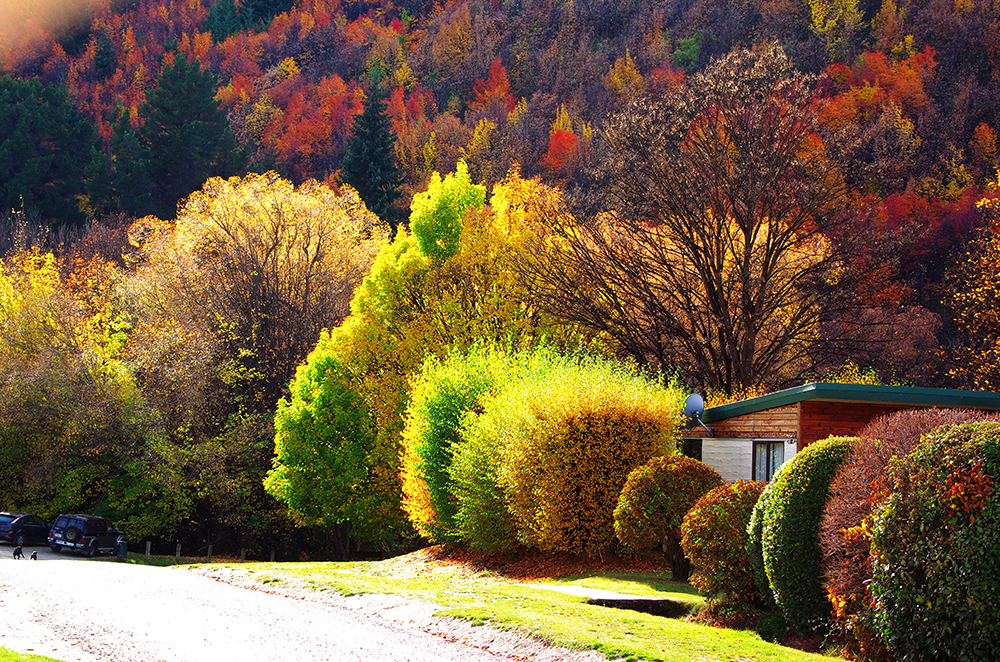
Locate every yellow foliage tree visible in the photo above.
<box><xmin>809</xmin><ymin>0</ymin><xmax>864</xmax><ymax>62</ymax></box>
<box><xmin>134</xmin><ymin>171</ymin><xmax>390</xmax><ymax>411</ymax></box>
<box><xmin>316</xmin><ymin>166</ymin><xmax>587</xmax><ymax>545</ymax></box>
<box><xmin>604</xmin><ymin>50</ymin><xmax>644</xmax><ymax>99</ymax></box>
<box><xmin>0</xmin><ymin>249</ymin><xmax>191</xmax><ymax>538</ymax></box>
<box><xmin>944</xmin><ymin>194</ymin><xmax>1000</xmax><ymax>389</ymax></box>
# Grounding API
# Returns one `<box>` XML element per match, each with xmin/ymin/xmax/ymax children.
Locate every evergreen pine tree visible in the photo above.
<box><xmin>340</xmin><ymin>85</ymin><xmax>404</xmax><ymax>230</ymax></box>
<box><xmin>138</xmin><ymin>53</ymin><xmax>244</xmax><ymax>219</ymax></box>
<box><xmin>240</xmin><ymin>0</ymin><xmax>296</xmax><ymax>30</ymax></box>
<box><xmin>0</xmin><ymin>76</ymin><xmax>96</xmax><ymax>229</ymax></box>
<box><xmin>93</xmin><ymin>28</ymin><xmax>116</xmax><ymax>81</ymax></box>
<box><xmin>207</xmin><ymin>0</ymin><xmax>245</xmax><ymax>42</ymax></box>
<box><xmin>97</xmin><ymin>105</ymin><xmax>155</xmax><ymax>217</ymax></box>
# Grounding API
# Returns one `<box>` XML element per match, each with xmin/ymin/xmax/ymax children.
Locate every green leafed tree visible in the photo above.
<box><xmin>265</xmin><ymin>343</ymin><xmax>376</xmax><ymax>559</ymax></box>
<box><xmin>340</xmin><ymin>85</ymin><xmax>405</xmax><ymax>230</ymax></box>
<box><xmin>409</xmin><ymin>160</ymin><xmax>486</xmax><ymax>264</ymax></box>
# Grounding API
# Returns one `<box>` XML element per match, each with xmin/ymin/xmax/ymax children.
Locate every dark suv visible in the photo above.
<box><xmin>0</xmin><ymin>512</ymin><xmax>49</xmax><ymax>547</ymax></box>
<box><xmin>48</xmin><ymin>514</ymin><xmax>125</xmax><ymax>557</ymax></box>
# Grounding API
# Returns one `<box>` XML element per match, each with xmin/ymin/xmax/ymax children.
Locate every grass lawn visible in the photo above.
<box><xmin>0</xmin><ymin>648</ymin><xmax>62</xmax><ymax>662</ymax></box>
<box><xmin>201</xmin><ymin>547</ymin><xmax>835</xmax><ymax>662</ymax></box>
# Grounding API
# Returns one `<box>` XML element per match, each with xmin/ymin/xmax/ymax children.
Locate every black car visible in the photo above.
<box><xmin>48</xmin><ymin>514</ymin><xmax>125</xmax><ymax>557</ymax></box>
<box><xmin>0</xmin><ymin>512</ymin><xmax>49</xmax><ymax>547</ymax></box>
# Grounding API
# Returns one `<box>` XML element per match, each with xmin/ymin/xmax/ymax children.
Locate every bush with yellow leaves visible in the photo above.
<box><xmin>456</xmin><ymin>349</ymin><xmax>686</xmax><ymax>555</ymax></box>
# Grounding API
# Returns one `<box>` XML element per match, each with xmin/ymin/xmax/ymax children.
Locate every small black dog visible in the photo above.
<box><xmin>30</xmin><ymin>551</ymin><xmax>37</xmax><ymax>560</ymax></box>
<box><xmin>12</xmin><ymin>546</ymin><xmax>23</xmax><ymax>559</ymax></box>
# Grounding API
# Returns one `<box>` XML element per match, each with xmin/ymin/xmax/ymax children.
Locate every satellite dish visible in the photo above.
<box><xmin>684</xmin><ymin>393</ymin><xmax>705</xmax><ymax>421</ymax></box>
<box><xmin>683</xmin><ymin>393</ymin><xmax>713</xmax><ymax>436</ymax></box>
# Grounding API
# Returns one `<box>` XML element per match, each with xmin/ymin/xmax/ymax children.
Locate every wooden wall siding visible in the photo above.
<box><xmin>709</xmin><ymin>404</ymin><xmax>799</xmax><ymax>440</ymax></box>
<box><xmin>798</xmin><ymin>401</ymin><xmax>912</xmax><ymax>449</ymax></box>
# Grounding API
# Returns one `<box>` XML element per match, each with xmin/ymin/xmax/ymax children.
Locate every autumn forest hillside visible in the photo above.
<box><xmin>4</xmin><ymin>0</ymin><xmax>1000</xmax><ymax>386</ymax></box>
<box><xmin>5</xmin><ymin>0</ymin><xmax>1000</xmax><ymax>557</ymax></box>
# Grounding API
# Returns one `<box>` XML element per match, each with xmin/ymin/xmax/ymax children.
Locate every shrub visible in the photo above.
<box><xmin>820</xmin><ymin>409</ymin><xmax>992</xmax><ymax>659</ymax></box>
<box><xmin>448</xmin><ymin>412</ymin><xmax>518</xmax><ymax>551</ymax></box>
<box><xmin>681</xmin><ymin>480</ymin><xmax>768</xmax><ymax>604</ymax></box>
<box><xmin>615</xmin><ymin>455</ymin><xmax>722</xmax><ymax>579</ymax></box>
<box><xmin>746</xmin><ymin>479</ymin><xmax>777</xmax><ymax>608</ymax></box>
<box><xmin>456</xmin><ymin>349</ymin><xmax>685</xmax><ymax>555</ymax></box>
<box><xmin>870</xmin><ymin>422</ymin><xmax>1000</xmax><ymax>661</ymax></box>
<box><xmin>400</xmin><ymin>344</ymin><xmax>513</xmax><ymax>543</ymax></box>
<box><xmin>762</xmin><ymin>436</ymin><xmax>854</xmax><ymax>633</ymax></box>
<box><xmin>447</xmin><ymin>346</ymin><xmax>559</xmax><ymax>552</ymax></box>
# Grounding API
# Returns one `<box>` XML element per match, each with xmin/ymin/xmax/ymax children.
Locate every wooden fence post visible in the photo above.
<box><xmin>175</xmin><ymin>543</ymin><xmax>181</xmax><ymax>563</ymax></box>
<box><xmin>145</xmin><ymin>541</ymin><xmax>151</xmax><ymax>562</ymax></box>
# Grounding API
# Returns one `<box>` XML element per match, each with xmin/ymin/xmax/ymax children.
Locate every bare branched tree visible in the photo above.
<box><xmin>525</xmin><ymin>43</ymin><xmax>866</xmax><ymax>393</ymax></box>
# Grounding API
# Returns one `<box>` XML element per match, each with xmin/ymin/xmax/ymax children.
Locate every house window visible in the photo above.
<box><xmin>753</xmin><ymin>440</ymin><xmax>785</xmax><ymax>481</ymax></box>
<box><xmin>681</xmin><ymin>438</ymin><xmax>703</xmax><ymax>461</ymax></box>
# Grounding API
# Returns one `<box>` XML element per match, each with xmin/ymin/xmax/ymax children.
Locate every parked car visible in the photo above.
<box><xmin>0</xmin><ymin>512</ymin><xmax>49</xmax><ymax>547</ymax></box>
<box><xmin>48</xmin><ymin>514</ymin><xmax>125</xmax><ymax>557</ymax></box>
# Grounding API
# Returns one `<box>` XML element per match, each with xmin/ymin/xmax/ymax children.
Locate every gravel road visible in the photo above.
<box><xmin>0</xmin><ymin>546</ymin><xmax>611</xmax><ymax>662</ymax></box>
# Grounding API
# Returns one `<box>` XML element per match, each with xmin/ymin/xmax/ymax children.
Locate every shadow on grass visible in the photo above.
<box><xmin>554</xmin><ymin>571</ymin><xmax>702</xmax><ymax>597</ymax></box>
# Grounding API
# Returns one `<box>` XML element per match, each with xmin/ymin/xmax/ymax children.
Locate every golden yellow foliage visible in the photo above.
<box><xmin>604</xmin><ymin>50</ymin><xmax>644</xmax><ymax>98</ymax></box>
<box><xmin>550</xmin><ymin>104</ymin><xmax>573</xmax><ymax>136</ymax></box>
<box><xmin>944</xmin><ymin>221</ymin><xmax>1000</xmax><ymax>389</ymax></box>
<box><xmin>490</xmin><ymin>354</ymin><xmax>687</xmax><ymax>554</ymax></box>
<box><xmin>129</xmin><ymin>172</ymin><xmax>390</xmax><ymax>409</ymax></box>
<box><xmin>278</xmin><ymin>57</ymin><xmax>300</xmax><ymax>79</ymax></box>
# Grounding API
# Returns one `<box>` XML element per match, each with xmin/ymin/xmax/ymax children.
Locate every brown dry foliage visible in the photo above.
<box><xmin>819</xmin><ymin>407</ymin><xmax>997</xmax><ymax>659</ymax></box>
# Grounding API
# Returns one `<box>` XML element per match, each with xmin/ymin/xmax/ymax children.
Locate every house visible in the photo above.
<box><xmin>680</xmin><ymin>382</ymin><xmax>1000</xmax><ymax>482</ymax></box>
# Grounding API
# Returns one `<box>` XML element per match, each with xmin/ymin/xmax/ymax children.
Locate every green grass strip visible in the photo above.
<box><xmin>0</xmin><ymin>648</ymin><xmax>63</xmax><ymax>662</ymax></box>
<box><xmin>211</xmin><ymin>560</ymin><xmax>835</xmax><ymax>662</ymax></box>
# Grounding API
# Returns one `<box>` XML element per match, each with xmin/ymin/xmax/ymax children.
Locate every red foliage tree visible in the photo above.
<box><xmin>541</xmin><ymin>129</ymin><xmax>579</xmax><ymax>174</ymax></box>
<box><xmin>469</xmin><ymin>58</ymin><xmax>516</xmax><ymax>113</ymax></box>
<box><xmin>264</xmin><ymin>74</ymin><xmax>362</xmax><ymax>182</ymax></box>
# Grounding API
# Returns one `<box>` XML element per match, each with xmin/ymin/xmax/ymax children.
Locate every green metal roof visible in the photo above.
<box><xmin>701</xmin><ymin>382</ymin><xmax>1000</xmax><ymax>424</ymax></box>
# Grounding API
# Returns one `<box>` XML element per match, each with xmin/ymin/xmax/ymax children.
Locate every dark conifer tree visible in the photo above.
<box><xmin>137</xmin><ymin>53</ymin><xmax>244</xmax><ymax>219</ymax></box>
<box><xmin>93</xmin><ymin>29</ymin><xmax>116</xmax><ymax>81</ymax></box>
<box><xmin>207</xmin><ymin>0</ymin><xmax>244</xmax><ymax>42</ymax></box>
<box><xmin>96</xmin><ymin>105</ymin><xmax>154</xmax><ymax>217</ymax></box>
<box><xmin>340</xmin><ymin>85</ymin><xmax>404</xmax><ymax>230</ymax></box>
<box><xmin>0</xmin><ymin>76</ymin><xmax>96</xmax><ymax>229</ymax></box>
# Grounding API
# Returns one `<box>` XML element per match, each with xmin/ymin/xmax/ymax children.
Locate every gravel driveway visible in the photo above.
<box><xmin>0</xmin><ymin>546</ymin><xmax>611</xmax><ymax>662</ymax></box>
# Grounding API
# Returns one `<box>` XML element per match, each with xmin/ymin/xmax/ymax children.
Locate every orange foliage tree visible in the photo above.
<box><xmin>469</xmin><ymin>58</ymin><xmax>515</xmax><ymax>114</ymax></box>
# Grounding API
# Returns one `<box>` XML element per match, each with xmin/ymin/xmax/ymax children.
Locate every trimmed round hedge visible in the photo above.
<box><xmin>870</xmin><ymin>422</ymin><xmax>1000</xmax><ymax>661</ymax></box>
<box><xmin>614</xmin><ymin>455</ymin><xmax>722</xmax><ymax>579</ymax></box>
<box><xmin>746</xmin><ymin>478</ymin><xmax>777</xmax><ymax>608</ymax></box>
<box><xmin>681</xmin><ymin>480</ymin><xmax>767</xmax><ymax>605</ymax></box>
<box><xmin>819</xmin><ymin>409</ymin><xmax>991</xmax><ymax>659</ymax></box>
<box><xmin>762</xmin><ymin>436</ymin><xmax>854</xmax><ymax>633</ymax></box>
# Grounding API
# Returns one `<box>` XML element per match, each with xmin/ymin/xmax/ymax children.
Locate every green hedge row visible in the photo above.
<box><xmin>737</xmin><ymin>416</ymin><xmax>1000</xmax><ymax>662</ymax></box>
<box><xmin>870</xmin><ymin>422</ymin><xmax>1000</xmax><ymax>661</ymax></box>
<box><xmin>761</xmin><ymin>436</ymin><xmax>854</xmax><ymax>633</ymax></box>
